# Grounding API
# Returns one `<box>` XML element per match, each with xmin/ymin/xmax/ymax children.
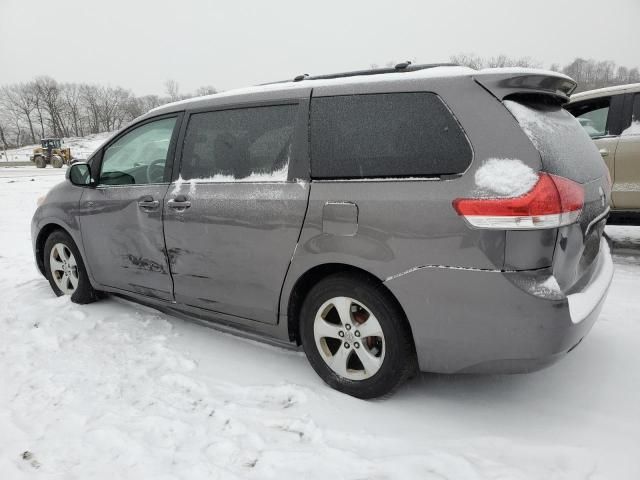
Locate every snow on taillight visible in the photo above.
<box><xmin>452</xmin><ymin>173</ymin><xmax>584</xmax><ymax>230</ymax></box>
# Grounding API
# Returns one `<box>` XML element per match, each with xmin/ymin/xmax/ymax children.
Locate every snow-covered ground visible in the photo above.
<box><xmin>1</xmin><ymin>132</ymin><xmax>112</xmax><ymax>163</ymax></box>
<box><xmin>1</xmin><ymin>167</ymin><xmax>639</xmax><ymax>479</ymax></box>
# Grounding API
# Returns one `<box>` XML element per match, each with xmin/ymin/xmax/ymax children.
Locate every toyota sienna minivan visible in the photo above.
<box><xmin>32</xmin><ymin>64</ymin><xmax>613</xmax><ymax>398</ymax></box>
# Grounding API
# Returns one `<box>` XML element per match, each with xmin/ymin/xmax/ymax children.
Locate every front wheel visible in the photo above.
<box><xmin>51</xmin><ymin>155</ymin><xmax>64</xmax><ymax>168</ymax></box>
<box><xmin>300</xmin><ymin>273</ymin><xmax>417</xmax><ymax>399</ymax></box>
<box><xmin>34</xmin><ymin>156</ymin><xmax>46</xmax><ymax>168</ymax></box>
<box><xmin>43</xmin><ymin>230</ymin><xmax>100</xmax><ymax>304</ymax></box>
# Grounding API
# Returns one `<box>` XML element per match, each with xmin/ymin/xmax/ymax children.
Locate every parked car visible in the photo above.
<box><xmin>32</xmin><ymin>64</ymin><xmax>613</xmax><ymax>398</ymax></box>
<box><xmin>566</xmin><ymin>83</ymin><xmax>640</xmax><ymax>224</ymax></box>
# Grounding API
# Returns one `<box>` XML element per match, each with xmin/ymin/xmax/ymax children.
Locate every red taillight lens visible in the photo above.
<box><xmin>452</xmin><ymin>173</ymin><xmax>584</xmax><ymax>229</ymax></box>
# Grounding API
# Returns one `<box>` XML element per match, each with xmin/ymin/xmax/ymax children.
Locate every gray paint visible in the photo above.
<box><xmin>32</xmin><ymin>69</ymin><xmax>612</xmax><ymax>375</ymax></box>
<box><xmin>163</xmin><ymin>181</ymin><xmax>309</xmax><ymax>323</ymax></box>
<box><xmin>322</xmin><ymin>202</ymin><xmax>358</xmax><ymax>236</ymax></box>
<box><xmin>79</xmin><ymin>184</ymin><xmax>173</xmax><ymax>300</ymax></box>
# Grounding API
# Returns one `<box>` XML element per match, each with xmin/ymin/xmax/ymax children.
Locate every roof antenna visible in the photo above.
<box><xmin>394</xmin><ymin>61</ymin><xmax>412</xmax><ymax>70</ymax></box>
<box><xmin>293</xmin><ymin>73</ymin><xmax>310</xmax><ymax>82</ymax></box>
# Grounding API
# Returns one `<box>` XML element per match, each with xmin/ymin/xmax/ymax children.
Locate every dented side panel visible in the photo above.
<box><xmin>163</xmin><ymin>181</ymin><xmax>310</xmax><ymax>323</ymax></box>
<box><xmin>78</xmin><ymin>184</ymin><xmax>174</xmax><ymax>300</ymax></box>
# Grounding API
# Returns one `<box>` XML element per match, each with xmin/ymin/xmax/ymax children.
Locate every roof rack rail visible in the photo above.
<box><xmin>262</xmin><ymin>62</ymin><xmax>460</xmax><ymax>85</ymax></box>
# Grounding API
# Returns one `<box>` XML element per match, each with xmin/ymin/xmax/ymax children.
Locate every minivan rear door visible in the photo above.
<box><xmin>163</xmin><ymin>100</ymin><xmax>310</xmax><ymax>324</ymax></box>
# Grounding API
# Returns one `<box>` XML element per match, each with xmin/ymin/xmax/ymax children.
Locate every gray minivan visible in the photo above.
<box><xmin>32</xmin><ymin>64</ymin><xmax>613</xmax><ymax>398</ymax></box>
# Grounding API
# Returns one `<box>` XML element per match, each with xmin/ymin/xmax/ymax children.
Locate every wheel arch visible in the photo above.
<box><xmin>285</xmin><ymin>262</ymin><xmax>415</xmax><ymax>350</ymax></box>
<box><xmin>35</xmin><ymin>223</ymin><xmax>68</xmax><ymax>275</ymax></box>
<box><xmin>34</xmin><ymin>221</ymin><xmax>89</xmax><ymax>280</ymax></box>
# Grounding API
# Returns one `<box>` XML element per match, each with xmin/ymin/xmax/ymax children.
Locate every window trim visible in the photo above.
<box><xmin>308</xmin><ymin>91</ymin><xmax>473</xmax><ymax>181</ymax></box>
<box><xmin>566</xmin><ymin>94</ymin><xmax>626</xmax><ymax>139</ymax></box>
<box><xmin>173</xmin><ymin>99</ymin><xmax>309</xmax><ymax>184</ymax></box>
<box><xmin>92</xmin><ymin>112</ymin><xmax>183</xmax><ymax>188</ymax></box>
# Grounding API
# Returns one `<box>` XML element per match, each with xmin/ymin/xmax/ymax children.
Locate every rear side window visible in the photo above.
<box><xmin>180</xmin><ymin>105</ymin><xmax>297</xmax><ymax>181</ymax></box>
<box><xmin>310</xmin><ymin>93</ymin><xmax>472</xmax><ymax>179</ymax></box>
<box><xmin>565</xmin><ymin>97</ymin><xmax>611</xmax><ymax>138</ymax></box>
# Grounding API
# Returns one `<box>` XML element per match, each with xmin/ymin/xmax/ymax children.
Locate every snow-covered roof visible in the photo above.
<box><xmin>149</xmin><ymin>66</ymin><xmax>574</xmax><ymax>116</ymax></box>
<box><xmin>570</xmin><ymin>83</ymin><xmax>640</xmax><ymax>102</ymax></box>
<box><xmin>150</xmin><ymin>65</ymin><xmax>475</xmax><ymax>113</ymax></box>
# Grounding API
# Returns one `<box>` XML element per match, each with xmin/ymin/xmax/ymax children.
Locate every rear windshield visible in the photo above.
<box><xmin>504</xmin><ymin>99</ymin><xmax>604</xmax><ymax>183</ymax></box>
<box><xmin>310</xmin><ymin>92</ymin><xmax>472</xmax><ymax>179</ymax></box>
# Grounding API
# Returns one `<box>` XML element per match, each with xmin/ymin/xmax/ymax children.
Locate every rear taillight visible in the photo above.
<box><xmin>453</xmin><ymin>173</ymin><xmax>584</xmax><ymax>229</ymax></box>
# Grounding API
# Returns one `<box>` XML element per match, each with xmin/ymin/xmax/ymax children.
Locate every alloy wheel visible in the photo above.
<box><xmin>49</xmin><ymin>242</ymin><xmax>79</xmax><ymax>295</ymax></box>
<box><xmin>313</xmin><ymin>296</ymin><xmax>385</xmax><ymax>380</ymax></box>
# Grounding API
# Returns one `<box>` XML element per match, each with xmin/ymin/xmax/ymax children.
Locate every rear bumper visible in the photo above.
<box><xmin>384</xmin><ymin>238</ymin><xmax>613</xmax><ymax>374</ymax></box>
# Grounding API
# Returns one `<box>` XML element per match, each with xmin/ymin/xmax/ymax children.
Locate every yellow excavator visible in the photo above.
<box><xmin>31</xmin><ymin>138</ymin><xmax>73</xmax><ymax>168</ymax></box>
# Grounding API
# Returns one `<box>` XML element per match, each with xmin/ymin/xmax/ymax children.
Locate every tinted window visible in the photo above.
<box><xmin>180</xmin><ymin>105</ymin><xmax>297</xmax><ymax>181</ymax></box>
<box><xmin>310</xmin><ymin>93</ymin><xmax>471</xmax><ymax>179</ymax></box>
<box><xmin>100</xmin><ymin>117</ymin><xmax>176</xmax><ymax>185</ymax></box>
<box><xmin>566</xmin><ymin>97</ymin><xmax>612</xmax><ymax>138</ymax></box>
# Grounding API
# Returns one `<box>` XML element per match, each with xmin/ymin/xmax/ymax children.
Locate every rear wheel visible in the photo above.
<box><xmin>34</xmin><ymin>156</ymin><xmax>46</xmax><ymax>168</ymax></box>
<box><xmin>300</xmin><ymin>273</ymin><xmax>417</xmax><ymax>399</ymax></box>
<box><xmin>51</xmin><ymin>155</ymin><xmax>63</xmax><ymax>168</ymax></box>
<box><xmin>43</xmin><ymin>230</ymin><xmax>100</xmax><ymax>304</ymax></box>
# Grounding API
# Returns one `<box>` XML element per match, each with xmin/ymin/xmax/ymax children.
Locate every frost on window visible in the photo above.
<box><xmin>180</xmin><ymin>105</ymin><xmax>297</xmax><ymax>182</ymax></box>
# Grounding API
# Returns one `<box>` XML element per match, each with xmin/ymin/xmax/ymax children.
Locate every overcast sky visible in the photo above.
<box><xmin>1</xmin><ymin>0</ymin><xmax>638</xmax><ymax>96</ymax></box>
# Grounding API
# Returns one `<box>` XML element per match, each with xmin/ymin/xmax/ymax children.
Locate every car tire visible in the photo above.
<box><xmin>43</xmin><ymin>230</ymin><xmax>100</xmax><ymax>304</ymax></box>
<box><xmin>299</xmin><ymin>272</ymin><xmax>417</xmax><ymax>399</ymax></box>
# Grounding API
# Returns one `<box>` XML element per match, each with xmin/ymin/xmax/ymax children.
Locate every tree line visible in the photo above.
<box><xmin>450</xmin><ymin>53</ymin><xmax>640</xmax><ymax>92</ymax></box>
<box><xmin>0</xmin><ymin>78</ymin><xmax>216</xmax><ymax>149</ymax></box>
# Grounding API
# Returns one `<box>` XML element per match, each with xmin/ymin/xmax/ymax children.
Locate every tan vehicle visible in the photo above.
<box><xmin>31</xmin><ymin>138</ymin><xmax>73</xmax><ymax>168</ymax></box>
<box><xmin>566</xmin><ymin>84</ymin><xmax>640</xmax><ymax>224</ymax></box>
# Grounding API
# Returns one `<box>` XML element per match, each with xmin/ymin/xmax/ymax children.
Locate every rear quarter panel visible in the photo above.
<box><xmin>281</xmin><ymin>76</ymin><xmax>546</xmax><ymax>313</ymax></box>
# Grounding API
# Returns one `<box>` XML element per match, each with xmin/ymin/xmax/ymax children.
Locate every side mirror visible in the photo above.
<box><xmin>67</xmin><ymin>162</ymin><xmax>94</xmax><ymax>187</ymax></box>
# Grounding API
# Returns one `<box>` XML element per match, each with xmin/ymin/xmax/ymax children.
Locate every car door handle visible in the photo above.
<box><xmin>599</xmin><ymin>149</ymin><xmax>609</xmax><ymax>157</ymax></box>
<box><xmin>138</xmin><ymin>197</ymin><xmax>159</xmax><ymax>210</ymax></box>
<box><xmin>167</xmin><ymin>196</ymin><xmax>191</xmax><ymax>210</ymax></box>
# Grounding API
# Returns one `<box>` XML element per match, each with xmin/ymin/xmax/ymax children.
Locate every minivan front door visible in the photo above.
<box><xmin>79</xmin><ymin>115</ymin><xmax>180</xmax><ymax>300</ymax></box>
<box><xmin>163</xmin><ymin>103</ymin><xmax>309</xmax><ymax>323</ymax></box>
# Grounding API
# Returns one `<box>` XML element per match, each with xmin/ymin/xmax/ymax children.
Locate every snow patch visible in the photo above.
<box><xmin>567</xmin><ymin>238</ymin><xmax>614</xmax><ymax>323</ymax></box>
<box><xmin>184</xmin><ymin>162</ymin><xmax>289</xmax><ymax>183</ymax></box>
<box><xmin>474</xmin><ymin>158</ymin><xmax>539</xmax><ymax>197</ymax></box>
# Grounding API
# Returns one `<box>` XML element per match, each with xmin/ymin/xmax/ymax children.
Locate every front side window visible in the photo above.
<box><xmin>566</xmin><ymin>97</ymin><xmax>611</xmax><ymax>138</ymax></box>
<box><xmin>310</xmin><ymin>92</ymin><xmax>472</xmax><ymax>179</ymax></box>
<box><xmin>100</xmin><ymin>117</ymin><xmax>176</xmax><ymax>185</ymax></box>
<box><xmin>180</xmin><ymin>105</ymin><xmax>297</xmax><ymax>181</ymax></box>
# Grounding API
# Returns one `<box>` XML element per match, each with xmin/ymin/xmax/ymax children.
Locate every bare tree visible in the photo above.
<box><xmin>61</xmin><ymin>83</ymin><xmax>84</xmax><ymax>137</ymax></box>
<box><xmin>1</xmin><ymin>83</ymin><xmax>38</xmax><ymax>143</ymax></box>
<box><xmin>450</xmin><ymin>53</ymin><xmax>540</xmax><ymax>69</ymax></box>
<box><xmin>165</xmin><ymin>79</ymin><xmax>180</xmax><ymax>102</ymax></box>
<box><xmin>195</xmin><ymin>85</ymin><xmax>217</xmax><ymax>96</ymax></box>
<box><xmin>34</xmin><ymin>76</ymin><xmax>66</xmax><ymax>137</ymax></box>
